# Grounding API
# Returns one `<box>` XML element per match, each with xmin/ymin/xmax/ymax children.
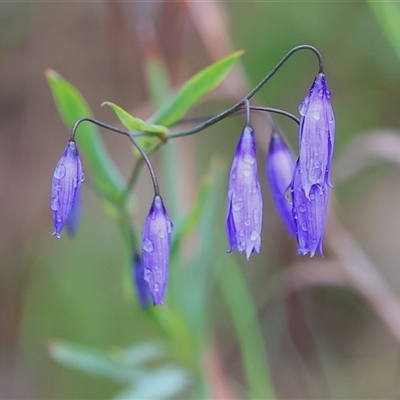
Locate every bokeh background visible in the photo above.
<box><xmin>1</xmin><ymin>1</ymin><xmax>400</xmax><ymax>399</ymax></box>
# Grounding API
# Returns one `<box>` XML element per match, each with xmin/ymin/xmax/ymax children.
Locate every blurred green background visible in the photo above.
<box><xmin>1</xmin><ymin>1</ymin><xmax>400</xmax><ymax>399</ymax></box>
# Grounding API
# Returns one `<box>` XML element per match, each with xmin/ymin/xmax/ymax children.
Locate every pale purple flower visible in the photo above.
<box><xmin>142</xmin><ymin>195</ymin><xmax>173</xmax><ymax>305</ymax></box>
<box><xmin>298</xmin><ymin>73</ymin><xmax>335</xmax><ymax>198</ymax></box>
<box><xmin>290</xmin><ymin>160</ymin><xmax>328</xmax><ymax>257</ymax></box>
<box><xmin>50</xmin><ymin>141</ymin><xmax>84</xmax><ymax>238</ymax></box>
<box><xmin>226</xmin><ymin>125</ymin><xmax>262</xmax><ymax>259</ymax></box>
<box><xmin>266</xmin><ymin>131</ymin><xmax>296</xmax><ymax>236</ymax></box>
<box><xmin>133</xmin><ymin>252</ymin><xmax>150</xmax><ymax>309</ymax></box>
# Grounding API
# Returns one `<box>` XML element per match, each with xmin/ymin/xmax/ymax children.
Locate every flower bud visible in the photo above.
<box><xmin>142</xmin><ymin>195</ymin><xmax>173</xmax><ymax>305</ymax></box>
<box><xmin>50</xmin><ymin>141</ymin><xmax>84</xmax><ymax>238</ymax></box>
<box><xmin>226</xmin><ymin>125</ymin><xmax>263</xmax><ymax>259</ymax></box>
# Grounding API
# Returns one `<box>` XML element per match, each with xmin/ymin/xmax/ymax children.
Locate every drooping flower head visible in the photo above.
<box><xmin>142</xmin><ymin>195</ymin><xmax>173</xmax><ymax>306</ymax></box>
<box><xmin>50</xmin><ymin>140</ymin><xmax>84</xmax><ymax>238</ymax></box>
<box><xmin>290</xmin><ymin>160</ymin><xmax>328</xmax><ymax>257</ymax></box>
<box><xmin>226</xmin><ymin>125</ymin><xmax>263</xmax><ymax>259</ymax></box>
<box><xmin>298</xmin><ymin>73</ymin><xmax>335</xmax><ymax>198</ymax></box>
<box><xmin>133</xmin><ymin>252</ymin><xmax>150</xmax><ymax>309</ymax></box>
<box><xmin>266</xmin><ymin>131</ymin><xmax>296</xmax><ymax>236</ymax></box>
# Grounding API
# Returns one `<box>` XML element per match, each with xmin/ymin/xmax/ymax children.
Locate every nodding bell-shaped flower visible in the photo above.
<box><xmin>298</xmin><ymin>73</ymin><xmax>335</xmax><ymax>198</ymax></box>
<box><xmin>290</xmin><ymin>160</ymin><xmax>328</xmax><ymax>257</ymax></box>
<box><xmin>50</xmin><ymin>140</ymin><xmax>84</xmax><ymax>238</ymax></box>
<box><xmin>266</xmin><ymin>131</ymin><xmax>296</xmax><ymax>236</ymax></box>
<box><xmin>133</xmin><ymin>252</ymin><xmax>150</xmax><ymax>309</ymax></box>
<box><xmin>142</xmin><ymin>195</ymin><xmax>173</xmax><ymax>306</ymax></box>
<box><xmin>226</xmin><ymin>125</ymin><xmax>263</xmax><ymax>260</ymax></box>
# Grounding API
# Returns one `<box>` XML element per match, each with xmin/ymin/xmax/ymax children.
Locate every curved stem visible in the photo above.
<box><xmin>71</xmin><ymin>117</ymin><xmax>160</xmax><ymax>197</ymax></box>
<box><xmin>244</xmin><ymin>99</ymin><xmax>251</xmax><ymax>126</ymax></box>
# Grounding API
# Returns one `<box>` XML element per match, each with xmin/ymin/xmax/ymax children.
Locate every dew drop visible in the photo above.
<box><xmin>55</xmin><ymin>184</ymin><xmax>62</xmax><ymax>192</ymax></box>
<box><xmin>250</xmin><ymin>231</ymin><xmax>259</xmax><ymax>241</ymax></box>
<box><xmin>243</xmin><ymin>169</ymin><xmax>251</xmax><ymax>177</ymax></box>
<box><xmin>143</xmin><ymin>238</ymin><xmax>154</xmax><ymax>252</ymax></box>
<box><xmin>56</xmin><ymin>215</ymin><xmax>62</xmax><ymax>223</ymax></box>
<box><xmin>314</xmin><ymin>150</ymin><xmax>319</xmax><ymax>157</ymax></box>
<box><xmin>301</xmin><ymin>223</ymin><xmax>308</xmax><ymax>232</ymax></box>
<box><xmin>318</xmin><ymin>89</ymin><xmax>324</xmax><ymax>97</ymax></box>
<box><xmin>154</xmin><ymin>283</ymin><xmax>159</xmax><ymax>293</ymax></box>
<box><xmin>285</xmin><ymin>187</ymin><xmax>293</xmax><ymax>204</ymax></box>
<box><xmin>144</xmin><ymin>269</ymin><xmax>152</xmax><ymax>282</ymax></box>
<box><xmin>167</xmin><ymin>220</ymin><xmax>173</xmax><ymax>233</ymax></box>
<box><xmin>244</xmin><ymin>219</ymin><xmax>251</xmax><ymax>227</ymax></box>
<box><xmin>243</xmin><ymin>154</ymin><xmax>255</xmax><ymax>165</ymax></box>
<box><xmin>326</xmin><ymin>90</ymin><xmax>331</xmax><ymax>99</ymax></box>
<box><xmin>313</xmin><ymin>111</ymin><xmax>320</xmax><ymax>121</ymax></box>
<box><xmin>53</xmin><ymin>164</ymin><xmax>66</xmax><ymax>179</ymax></box>
<box><xmin>299</xmin><ymin>203</ymin><xmax>306</xmax><ymax>213</ymax></box>
<box><xmin>299</xmin><ymin>99</ymin><xmax>308</xmax><ymax>116</ymax></box>
<box><xmin>312</xmin><ymin>236</ymin><xmax>318</xmax><ymax>243</ymax></box>
<box><xmin>309</xmin><ymin>193</ymin><xmax>315</xmax><ymax>200</ymax></box>
<box><xmin>232</xmin><ymin>202</ymin><xmax>243</xmax><ymax>212</ymax></box>
<box><xmin>239</xmin><ymin>229</ymin><xmax>245</xmax><ymax>237</ymax></box>
<box><xmin>50</xmin><ymin>197</ymin><xmax>58</xmax><ymax>211</ymax></box>
<box><xmin>81</xmin><ymin>173</ymin><xmax>85</xmax><ymax>182</ymax></box>
<box><xmin>158</xmin><ymin>230</ymin><xmax>166</xmax><ymax>238</ymax></box>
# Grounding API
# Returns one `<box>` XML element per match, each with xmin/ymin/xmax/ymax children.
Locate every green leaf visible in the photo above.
<box><xmin>113</xmin><ymin>366</ymin><xmax>190</xmax><ymax>400</ymax></box>
<box><xmin>102</xmin><ymin>102</ymin><xmax>169</xmax><ymax>135</ymax></box>
<box><xmin>368</xmin><ymin>1</ymin><xmax>400</xmax><ymax>62</ymax></box>
<box><xmin>219</xmin><ymin>259</ymin><xmax>275</xmax><ymax>400</ymax></box>
<box><xmin>48</xmin><ymin>341</ymin><xmax>135</xmax><ymax>383</ymax></box>
<box><xmin>45</xmin><ymin>69</ymin><xmax>125</xmax><ymax>204</ymax></box>
<box><xmin>151</xmin><ymin>50</ymin><xmax>244</xmax><ymax>127</ymax></box>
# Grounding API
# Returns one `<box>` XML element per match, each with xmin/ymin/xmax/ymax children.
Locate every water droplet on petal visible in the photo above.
<box><xmin>239</xmin><ymin>229</ymin><xmax>245</xmax><ymax>237</ymax></box>
<box><xmin>312</xmin><ymin>236</ymin><xmax>318</xmax><ymax>243</ymax></box>
<box><xmin>56</xmin><ymin>215</ymin><xmax>62</xmax><ymax>223</ymax></box>
<box><xmin>143</xmin><ymin>238</ymin><xmax>154</xmax><ymax>252</ymax></box>
<box><xmin>313</xmin><ymin>111</ymin><xmax>320</xmax><ymax>121</ymax></box>
<box><xmin>144</xmin><ymin>269</ymin><xmax>152</xmax><ymax>282</ymax></box>
<box><xmin>232</xmin><ymin>202</ymin><xmax>243</xmax><ymax>212</ymax></box>
<box><xmin>154</xmin><ymin>283</ymin><xmax>159</xmax><ymax>293</ymax></box>
<box><xmin>243</xmin><ymin>169</ymin><xmax>251</xmax><ymax>177</ymax></box>
<box><xmin>299</xmin><ymin>203</ymin><xmax>306</xmax><ymax>213</ymax></box>
<box><xmin>54</xmin><ymin>164</ymin><xmax>66</xmax><ymax>179</ymax></box>
<box><xmin>299</xmin><ymin>99</ymin><xmax>308</xmax><ymax>116</ymax></box>
<box><xmin>158</xmin><ymin>230</ymin><xmax>166</xmax><ymax>238</ymax></box>
<box><xmin>301</xmin><ymin>223</ymin><xmax>308</xmax><ymax>232</ymax></box>
<box><xmin>50</xmin><ymin>197</ymin><xmax>58</xmax><ymax>211</ymax></box>
<box><xmin>244</xmin><ymin>219</ymin><xmax>251</xmax><ymax>227</ymax></box>
<box><xmin>250</xmin><ymin>231</ymin><xmax>259</xmax><ymax>241</ymax></box>
<box><xmin>318</xmin><ymin>89</ymin><xmax>324</xmax><ymax>97</ymax></box>
<box><xmin>243</xmin><ymin>154</ymin><xmax>255</xmax><ymax>165</ymax></box>
<box><xmin>285</xmin><ymin>187</ymin><xmax>293</xmax><ymax>204</ymax></box>
<box><xmin>81</xmin><ymin>173</ymin><xmax>85</xmax><ymax>182</ymax></box>
<box><xmin>309</xmin><ymin>193</ymin><xmax>315</xmax><ymax>200</ymax></box>
<box><xmin>55</xmin><ymin>184</ymin><xmax>61</xmax><ymax>192</ymax></box>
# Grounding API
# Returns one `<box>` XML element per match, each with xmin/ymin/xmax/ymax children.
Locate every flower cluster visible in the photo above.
<box><xmin>50</xmin><ymin>46</ymin><xmax>335</xmax><ymax>306</ymax></box>
<box><xmin>267</xmin><ymin>73</ymin><xmax>335</xmax><ymax>256</ymax></box>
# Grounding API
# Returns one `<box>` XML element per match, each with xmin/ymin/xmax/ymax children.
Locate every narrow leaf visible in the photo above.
<box><xmin>151</xmin><ymin>50</ymin><xmax>244</xmax><ymax>127</ymax></box>
<box><xmin>219</xmin><ymin>259</ymin><xmax>275</xmax><ymax>400</ymax></box>
<box><xmin>102</xmin><ymin>102</ymin><xmax>169</xmax><ymax>135</ymax></box>
<box><xmin>45</xmin><ymin>69</ymin><xmax>125</xmax><ymax>204</ymax></box>
<box><xmin>48</xmin><ymin>341</ymin><xmax>135</xmax><ymax>383</ymax></box>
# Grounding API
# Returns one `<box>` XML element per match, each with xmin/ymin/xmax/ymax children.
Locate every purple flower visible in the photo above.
<box><xmin>226</xmin><ymin>125</ymin><xmax>263</xmax><ymax>259</ymax></box>
<box><xmin>142</xmin><ymin>195</ymin><xmax>173</xmax><ymax>306</ymax></box>
<box><xmin>50</xmin><ymin>141</ymin><xmax>84</xmax><ymax>238</ymax></box>
<box><xmin>133</xmin><ymin>252</ymin><xmax>150</xmax><ymax>309</ymax></box>
<box><xmin>66</xmin><ymin>191</ymin><xmax>82</xmax><ymax>237</ymax></box>
<box><xmin>298</xmin><ymin>73</ymin><xmax>335</xmax><ymax>198</ymax></box>
<box><xmin>290</xmin><ymin>160</ymin><xmax>328</xmax><ymax>257</ymax></box>
<box><xmin>266</xmin><ymin>131</ymin><xmax>296</xmax><ymax>236</ymax></box>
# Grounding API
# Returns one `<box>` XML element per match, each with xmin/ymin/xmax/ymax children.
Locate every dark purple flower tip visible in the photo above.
<box><xmin>50</xmin><ymin>141</ymin><xmax>84</xmax><ymax>238</ymax></box>
<box><xmin>298</xmin><ymin>73</ymin><xmax>335</xmax><ymax>198</ymax></box>
<box><xmin>226</xmin><ymin>125</ymin><xmax>263</xmax><ymax>260</ymax></box>
<box><xmin>290</xmin><ymin>161</ymin><xmax>328</xmax><ymax>257</ymax></box>
<box><xmin>142</xmin><ymin>195</ymin><xmax>173</xmax><ymax>306</ymax></box>
<box><xmin>266</xmin><ymin>131</ymin><xmax>296</xmax><ymax>236</ymax></box>
<box><xmin>133</xmin><ymin>252</ymin><xmax>150</xmax><ymax>309</ymax></box>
